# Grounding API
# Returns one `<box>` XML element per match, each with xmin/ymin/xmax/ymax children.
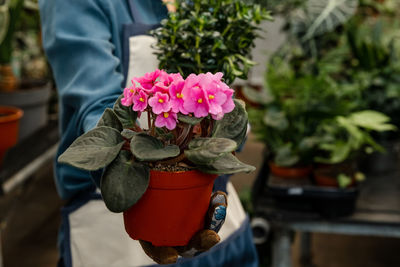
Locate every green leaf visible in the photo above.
<box><xmin>58</xmin><ymin>126</ymin><xmax>125</xmax><ymax>171</ymax></box>
<box><xmin>101</xmin><ymin>151</ymin><xmax>150</xmax><ymax>213</ymax></box>
<box><xmin>349</xmin><ymin>110</ymin><xmax>396</xmax><ymax>131</ymax></box>
<box><xmin>315</xmin><ymin>141</ymin><xmax>351</xmax><ymax>164</ymax></box>
<box><xmin>241</xmin><ymin>85</ymin><xmax>273</xmax><ymax>105</ymax></box>
<box><xmin>0</xmin><ymin>4</ymin><xmax>9</xmax><ymax>45</ymax></box>
<box><xmin>198</xmin><ymin>153</ymin><xmax>256</xmax><ymax>175</ymax></box>
<box><xmin>263</xmin><ymin>109</ymin><xmax>288</xmax><ymax>130</ymax></box>
<box><xmin>337</xmin><ymin>173</ymin><xmax>352</xmax><ymax>188</ymax></box>
<box><xmin>130</xmin><ymin>133</ymin><xmax>180</xmax><ymax>161</ymax></box>
<box><xmin>185</xmin><ymin>137</ymin><xmax>237</xmax><ymax>165</ymax></box>
<box><xmin>121</xmin><ymin>129</ymin><xmax>136</xmax><ymax>139</ymax></box>
<box><xmin>97</xmin><ymin>108</ymin><xmax>123</xmax><ymax>131</ymax></box>
<box><xmin>178</xmin><ymin>114</ymin><xmax>204</xmax><ymax>125</ymax></box>
<box><xmin>113</xmin><ymin>95</ymin><xmax>138</xmax><ymax>128</ymax></box>
<box><xmin>274</xmin><ymin>144</ymin><xmax>299</xmax><ymax>167</ymax></box>
<box><xmin>291</xmin><ymin>0</ymin><xmax>358</xmax><ymax>42</ymax></box>
<box><xmin>212</xmin><ymin>99</ymin><xmax>248</xmax><ymax>147</ymax></box>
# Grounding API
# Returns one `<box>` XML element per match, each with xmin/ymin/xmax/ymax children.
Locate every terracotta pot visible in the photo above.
<box><xmin>0</xmin><ymin>65</ymin><xmax>18</xmax><ymax>92</ymax></box>
<box><xmin>313</xmin><ymin>172</ymin><xmax>356</xmax><ymax>188</ymax></box>
<box><xmin>269</xmin><ymin>161</ymin><xmax>312</xmax><ymax>178</ymax></box>
<box><xmin>313</xmin><ymin>163</ymin><xmax>355</xmax><ymax>188</ymax></box>
<box><xmin>0</xmin><ymin>106</ymin><xmax>23</xmax><ymax>166</ymax></box>
<box><xmin>313</xmin><ymin>173</ymin><xmax>340</xmax><ymax>187</ymax></box>
<box><xmin>123</xmin><ymin>170</ymin><xmax>217</xmax><ymax>246</ymax></box>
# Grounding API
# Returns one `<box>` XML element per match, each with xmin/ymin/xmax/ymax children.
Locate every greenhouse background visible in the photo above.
<box><xmin>0</xmin><ymin>0</ymin><xmax>400</xmax><ymax>266</ymax></box>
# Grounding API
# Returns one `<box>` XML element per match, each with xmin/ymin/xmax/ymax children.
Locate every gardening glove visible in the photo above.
<box><xmin>139</xmin><ymin>191</ymin><xmax>228</xmax><ymax>264</ymax></box>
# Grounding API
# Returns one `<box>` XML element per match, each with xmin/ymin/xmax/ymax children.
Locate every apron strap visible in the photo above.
<box><xmin>127</xmin><ymin>0</ymin><xmax>168</xmax><ymax>24</ymax></box>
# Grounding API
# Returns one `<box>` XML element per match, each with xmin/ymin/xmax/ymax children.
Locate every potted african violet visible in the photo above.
<box><xmin>58</xmin><ymin>70</ymin><xmax>254</xmax><ymax>249</ymax></box>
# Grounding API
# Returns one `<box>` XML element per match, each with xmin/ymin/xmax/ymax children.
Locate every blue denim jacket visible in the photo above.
<box><xmin>40</xmin><ymin>0</ymin><xmax>167</xmax><ymax>200</ymax></box>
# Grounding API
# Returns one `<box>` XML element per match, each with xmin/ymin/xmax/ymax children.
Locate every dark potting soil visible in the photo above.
<box><xmin>151</xmin><ymin>163</ymin><xmax>192</xmax><ymax>172</ymax></box>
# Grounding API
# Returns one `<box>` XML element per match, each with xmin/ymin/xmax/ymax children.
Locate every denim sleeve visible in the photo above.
<box><xmin>39</xmin><ymin>0</ymin><xmax>123</xmax><ymax>135</ymax></box>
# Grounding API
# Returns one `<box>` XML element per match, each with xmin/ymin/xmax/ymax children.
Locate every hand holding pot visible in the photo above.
<box><xmin>139</xmin><ymin>191</ymin><xmax>228</xmax><ymax>264</ymax></box>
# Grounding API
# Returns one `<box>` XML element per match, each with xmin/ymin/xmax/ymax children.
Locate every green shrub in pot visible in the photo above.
<box><xmin>151</xmin><ymin>0</ymin><xmax>272</xmax><ymax>85</ymax></box>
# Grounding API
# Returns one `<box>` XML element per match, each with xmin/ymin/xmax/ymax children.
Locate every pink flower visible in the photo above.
<box><xmin>211</xmin><ymin>112</ymin><xmax>224</xmax><ymax>120</ymax></box>
<box><xmin>121</xmin><ymin>85</ymin><xmax>136</xmax><ymax>106</ymax></box>
<box><xmin>205</xmin><ymin>72</ymin><xmax>235</xmax><ymax>114</ymax></box>
<box><xmin>153</xmin><ymin>71</ymin><xmax>184</xmax><ymax>94</ymax></box>
<box><xmin>133</xmin><ymin>69</ymin><xmax>161</xmax><ymax>90</ymax></box>
<box><xmin>182</xmin><ymin>74</ymin><xmax>210</xmax><ymax>118</ymax></box>
<box><xmin>220</xmin><ymin>83</ymin><xmax>235</xmax><ymax>114</ymax></box>
<box><xmin>148</xmin><ymin>91</ymin><xmax>171</xmax><ymax>114</ymax></box>
<box><xmin>132</xmin><ymin>90</ymin><xmax>148</xmax><ymax>112</ymax></box>
<box><xmin>169</xmin><ymin>80</ymin><xmax>188</xmax><ymax>114</ymax></box>
<box><xmin>155</xmin><ymin>111</ymin><xmax>178</xmax><ymax>130</ymax></box>
<box><xmin>152</xmin><ymin>81</ymin><xmax>169</xmax><ymax>94</ymax></box>
<box><xmin>203</xmin><ymin>77</ymin><xmax>228</xmax><ymax>115</ymax></box>
<box><xmin>160</xmin><ymin>71</ymin><xmax>183</xmax><ymax>86</ymax></box>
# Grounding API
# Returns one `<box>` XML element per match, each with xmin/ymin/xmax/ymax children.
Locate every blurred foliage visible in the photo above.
<box><xmin>248</xmin><ymin>57</ymin><xmax>362</xmax><ymax>166</ymax></box>
<box><xmin>314</xmin><ymin>111</ymin><xmax>395</xmax><ymax>164</ymax></box>
<box><xmin>0</xmin><ymin>0</ymin><xmax>24</xmax><ymax>64</ymax></box>
<box><xmin>14</xmin><ymin>0</ymin><xmax>48</xmax><ymax>80</ymax></box>
<box><xmin>152</xmin><ymin>0</ymin><xmax>273</xmax><ymax>84</ymax></box>
<box><xmin>0</xmin><ymin>0</ymin><xmax>47</xmax><ymax>79</ymax></box>
<box><xmin>243</xmin><ymin>0</ymin><xmax>304</xmax><ymax>15</ymax></box>
<box><xmin>247</xmin><ymin>0</ymin><xmax>399</xmax><ymax>167</ymax></box>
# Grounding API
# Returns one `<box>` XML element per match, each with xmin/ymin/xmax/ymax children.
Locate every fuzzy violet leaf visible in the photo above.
<box><xmin>185</xmin><ymin>137</ymin><xmax>237</xmax><ymax>165</ymax></box>
<box><xmin>58</xmin><ymin>126</ymin><xmax>125</xmax><ymax>171</ymax></box>
<box><xmin>101</xmin><ymin>151</ymin><xmax>150</xmax><ymax>213</ymax></box>
<box><xmin>178</xmin><ymin>114</ymin><xmax>204</xmax><ymax>125</ymax></box>
<box><xmin>198</xmin><ymin>153</ymin><xmax>256</xmax><ymax>175</ymax></box>
<box><xmin>130</xmin><ymin>133</ymin><xmax>180</xmax><ymax>161</ymax></box>
<box><xmin>113</xmin><ymin>94</ymin><xmax>138</xmax><ymax>128</ymax></box>
<box><xmin>121</xmin><ymin>129</ymin><xmax>137</xmax><ymax>140</ymax></box>
<box><xmin>212</xmin><ymin>99</ymin><xmax>248</xmax><ymax>147</ymax></box>
<box><xmin>97</xmin><ymin>108</ymin><xmax>123</xmax><ymax>131</ymax></box>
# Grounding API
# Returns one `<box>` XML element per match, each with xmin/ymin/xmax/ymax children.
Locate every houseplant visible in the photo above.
<box><xmin>58</xmin><ymin>70</ymin><xmax>255</xmax><ymax>262</ymax></box>
<box><xmin>0</xmin><ymin>0</ymin><xmax>23</xmax><ymax>91</ymax></box>
<box><xmin>247</xmin><ymin>57</ymin><xmax>359</xmax><ymax>178</ymax></box>
<box><xmin>312</xmin><ymin>110</ymin><xmax>396</xmax><ymax>187</ymax></box>
<box><xmin>151</xmin><ymin>0</ymin><xmax>272</xmax><ymax>85</ymax></box>
<box><xmin>0</xmin><ymin>0</ymin><xmax>51</xmax><ymax>140</ymax></box>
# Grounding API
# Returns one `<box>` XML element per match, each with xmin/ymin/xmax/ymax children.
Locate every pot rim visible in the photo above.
<box><xmin>0</xmin><ymin>106</ymin><xmax>23</xmax><ymax>123</ymax></box>
<box><xmin>148</xmin><ymin>169</ymin><xmax>218</xmax><ymax>190</ymax></box>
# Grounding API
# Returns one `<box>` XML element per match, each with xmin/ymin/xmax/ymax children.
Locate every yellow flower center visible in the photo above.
<box><xmin>197</xmin><ymin>98</ymin><xmax>203</xmax><ymax>104</ymax></box>
<box><xmin>130</xmin><ymin>89</ymin><xmax>134</xmax><ymax>93</ymax></box>
<box><xmin>163</xmin><ymin>112</ymin><xmax>169</xmax><ymax>118</ymax></box>
<box><xmin>158</xmin><ymin>99</ymin><xmax>164</xmax><ymax>103</ymax></box>
<box><xmin>139</xmin><ymin>97</ymin><xmax>144</xmax><ymax>102</ymax></box>
<box><xmin>176</xmin><ymin>93</ymin><xmax>183</xmax><ymax>98</ymax></box>
<box><xmin>209</xmin><ymin>95</ymin><xmax>215</xmax><ymax>100</ymax></box>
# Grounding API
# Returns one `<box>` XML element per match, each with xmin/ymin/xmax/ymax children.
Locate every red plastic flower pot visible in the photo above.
<box><xmin>269</xmin><ymin>161</ymin><xmax>312</xmax><ymax>178</ymax></box>
<box><xmin>0</xmin><ymin>106</ymin><xmax>23</xmax><ymax>166</ymax></box>
<box><xmin>123</xmin><ymin>170</ymin><xmax>217</xmax><ymax>246</ymax></box>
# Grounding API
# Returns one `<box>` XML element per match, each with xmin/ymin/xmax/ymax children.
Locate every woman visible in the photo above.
<box><xmin>40</xmin><ymin>0</ymin><xmax>258</xmax><ymax>266</ymax></box>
